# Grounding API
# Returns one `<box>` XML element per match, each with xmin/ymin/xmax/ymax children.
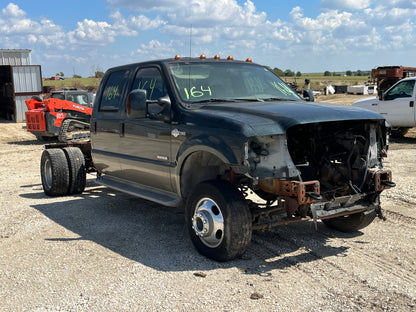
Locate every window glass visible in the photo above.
<box><xmin>385</xmin><ymin>80</ymin><xmax>415</xmax><ymax>101</ymax></box>
<box><xmin>167</xmin><ymin>62</ymin><xmax>300</xmax><ymax>104</ymax></box>
<box><xmin>132</xmin><ymin>68</ymin><xmax>167</xmax><ymax>101</ymax></box>
<box><xmin>99</xmin><ymin>70</ymin><xmax>129</xmax><ymax>111</ymax></box>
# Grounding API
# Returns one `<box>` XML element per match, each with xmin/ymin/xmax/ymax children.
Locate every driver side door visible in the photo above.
<box><xmin>119</xmin><ymin>67</ymin><xmax>174</xmax><ymax>192</ymax></box>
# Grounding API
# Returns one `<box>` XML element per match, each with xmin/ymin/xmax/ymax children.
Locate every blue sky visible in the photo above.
<box><xmin>1</xmin><ymin>0</ymin><xmax>415</xmax><ymax>77</ymax></box>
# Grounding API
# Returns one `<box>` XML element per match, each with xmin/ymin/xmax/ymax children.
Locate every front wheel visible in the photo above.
<box><xmin>391</xmin><ymin>127</ymin><xmax>410</xmax><ymax>138</ymax></box>
<box><xmin>322</xmin><ymin>210</ymin><xmax>376</xmax><ymax>232</ymax></box>
<box><xmin>185</xmin><ymin>180</ymin><xmax>252</xmax><ymax>261</ymax></box>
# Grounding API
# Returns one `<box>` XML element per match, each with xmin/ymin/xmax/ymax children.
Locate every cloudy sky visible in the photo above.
<box><xmin>1</xmin><ymin>0</ymin><xmax>415</xmax><ymax>77</ymax></box>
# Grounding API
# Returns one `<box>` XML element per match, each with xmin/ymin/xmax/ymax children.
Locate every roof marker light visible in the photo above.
<box><xmin>214</xmin><ymin>55</ymin><xmax>221</xmax><ymax>59</ymax></box>
<box><xmin>227</xmin><ymin>56</ymin><xmax>234</xmax><ymax>60</ymax></box>
<box><xmin>246</xmin><ymin>58</ymin><xmax>252</xmax><ymax>62</ymax></box>
<box><xmin>174</xmin><ymin>55</ymin><xmax>181</xmax><ymax>60</ymax></box>
<box><xmin>200</xmin><ymin>54</ymin><xmax>206</xmax><ymax>59</ymax></box>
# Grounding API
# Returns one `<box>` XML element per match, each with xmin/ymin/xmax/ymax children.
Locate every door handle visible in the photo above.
<box><xmin>410</xmin><ymin>101</ymin><xmax>414</xmax><ymax>107</ymax></box>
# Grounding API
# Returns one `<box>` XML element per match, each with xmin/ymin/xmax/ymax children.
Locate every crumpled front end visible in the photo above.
<box><xmin>245</xmin><ymin>119</ymin><xmax>394</xmax><ymax>229</ymax></box>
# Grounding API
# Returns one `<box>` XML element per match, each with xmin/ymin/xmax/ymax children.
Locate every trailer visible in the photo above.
<box><xmin>371</xmin><ymin>66</ymin><xmax>416</xmax><ymax>96</ymax></box>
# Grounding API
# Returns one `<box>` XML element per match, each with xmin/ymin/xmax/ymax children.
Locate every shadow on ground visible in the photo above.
<box><xmin>23</xmin><ymin>184</ymin><xmax>361</xmax><ymax>274</ymax></box>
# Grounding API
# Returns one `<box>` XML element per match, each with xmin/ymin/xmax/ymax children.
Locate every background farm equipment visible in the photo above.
<box><xmin>25</xmin><ymin>95</ymin><xmax>92</xmax><ymax>142</ymax></box>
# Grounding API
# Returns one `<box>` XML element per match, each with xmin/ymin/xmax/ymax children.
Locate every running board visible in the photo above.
<box><xmin>96</xmin><ymin>175</ymin><xmax>183</xmax><ymax>207</ymax></box>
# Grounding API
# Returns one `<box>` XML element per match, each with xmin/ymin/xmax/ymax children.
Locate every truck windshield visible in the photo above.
<box><xmin>167</xmin><ymin>61</ymin><xmax>301</xmax><ymax>104</ymax></box>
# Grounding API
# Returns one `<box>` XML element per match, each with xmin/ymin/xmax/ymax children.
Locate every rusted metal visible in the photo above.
<box><xmin>370</xmin><ymin>169</ymin><xmax>394</xmax><ymax>191</ymax></box>
<box><xmin>258</xmin><ymin>179</ymin><xmax>320</xmax><ymax>204</ymax></box>
<box><xmin>371</xmin><ymin>66</ymin><xmax>416</xmax><ymax>95</ymax></box>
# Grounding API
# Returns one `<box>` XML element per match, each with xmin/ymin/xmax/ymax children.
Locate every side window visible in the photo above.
<box><xmin>385</xmin><ymin>80</ymin><xmax>415</xmax><ymax>101</ymax></box>
<box><xmin>132</xmin><ymin>67</ymin><xmax>167</xmax><ymax>101</ymax></box>
<box><xmin>99</xmin><ymin>70</ymin><xmax>129</xmax><ymax>111</ymax></box>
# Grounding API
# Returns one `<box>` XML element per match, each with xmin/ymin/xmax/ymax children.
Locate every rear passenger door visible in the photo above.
<box><xmin>119</xmin><ymin>67</ymin><xmax>174</xmax><ymax>192</ymax></box>
<box><xmin>91</xmin><ymin>69</ymin><xmax>130</xmax><ymax>178</ymax></box>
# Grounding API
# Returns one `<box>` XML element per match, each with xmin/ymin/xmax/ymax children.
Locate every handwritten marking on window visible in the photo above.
<box><xmin>271</xmin><ymin>81</ymin><xmax>292</xmax><ymax>96</ymax></box>
<box><xmin>183</xmin><ymin>86</ymin><xmax>212</xmax><ymax>99</ymax></box>
<box><xmin>105</xmin><ymin>85</ymin><xmax>120</xmax><ymax>101</ymax></box>
<box><xmin>137</xmin><ymin>78</ymin><xmax>157</xmax><ymax>100</ymax></box>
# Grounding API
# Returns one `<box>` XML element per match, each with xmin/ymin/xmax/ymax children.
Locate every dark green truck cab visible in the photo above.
<box><xmin>40</xmin><ymin>57</ymin><xmax>395</xmax><ymax>261</ymax></box>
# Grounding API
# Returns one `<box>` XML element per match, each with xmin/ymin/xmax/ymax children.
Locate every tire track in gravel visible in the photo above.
<box><xmin>248</xmin><ymin>231</ymin><xmax>369</xmax><ymax>311</ymax></box>
<box><xmin>382</xmin><ymin>208</ymin><xmax>416</xmax><ymax>230</ymax></box>
<box><xmin>318</xmin><ymin>225</ymin><xmax>416</xmax><ymax>287</ymax></box>
<box><xmin>249</xmin><ymin>223</ymin><xmax>416</xmax><ymax>309</ymax></box>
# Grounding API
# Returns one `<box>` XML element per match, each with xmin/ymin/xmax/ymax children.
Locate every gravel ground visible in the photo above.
<box><xmin>1</xmin><ymin>97</ymin><xmax>415</xmax><ymax>311</ymax></box>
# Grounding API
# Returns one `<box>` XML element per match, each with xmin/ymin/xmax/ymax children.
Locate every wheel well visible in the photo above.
<box><xmin>180</xmin><ymin>151</ymin><xmax>229</xmax><ymax>199</ymax></box>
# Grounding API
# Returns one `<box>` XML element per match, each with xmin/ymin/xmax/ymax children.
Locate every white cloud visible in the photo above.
<box><xmin>1</xmin><ymin>2</ymin><xmax>25</xmax><ymax>17</ymax></box>
<box><xmin>135</xmin><ymin>40</ymin><xmax>176</xmax><ymax>59</ymax></box>
<box><xmin>3</xmin><ymin>0</ymin><xmax>416</xmax><ymax>77</ymax></box>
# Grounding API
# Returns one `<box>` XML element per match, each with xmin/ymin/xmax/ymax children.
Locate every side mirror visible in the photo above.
<box><xmin>378</xmin><ymin>91</ymin><xmax>384</xmax><ymax>101</ymax></box>
<box><xmin>303</xmin><ymin>89</ymin><xmax>314</xmax><ymax>102</ymax></box>
<box><xmin>151</xmin><ymin>95</ymin><xmax>171</xmax><ymax>123</ymax></box>
<box><xmin>127</xmin><ymin>89</ymin><xmax>147</xmax><ymax>119</ymax></box>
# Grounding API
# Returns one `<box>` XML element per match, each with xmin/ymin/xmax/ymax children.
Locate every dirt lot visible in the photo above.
<box><xmin>1</xmin><ymin>95</ymin><xmax>415</xmax><ymax>311</ymax></box>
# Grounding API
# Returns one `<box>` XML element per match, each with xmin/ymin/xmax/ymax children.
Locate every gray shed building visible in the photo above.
<box><xmin>0</xmin><ymin>49</ymin><xmax>43</xmax><ymax>122</ymax></box>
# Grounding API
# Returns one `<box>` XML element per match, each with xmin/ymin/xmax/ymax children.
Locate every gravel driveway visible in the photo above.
<box><xmin>0</xmin><ymin>118</ymin><xmax>415</xmax><ymax>312</ymax></box>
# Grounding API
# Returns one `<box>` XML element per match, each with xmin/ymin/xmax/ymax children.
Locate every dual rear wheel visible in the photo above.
<box><xmin>40</xmin><ymin>147</ymin><xmax>86</xmax><ymax>196</ymax></box>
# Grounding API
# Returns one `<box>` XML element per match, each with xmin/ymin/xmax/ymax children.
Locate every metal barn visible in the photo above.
<box><xmin>0</xmin><ymin>49</ymin><xmax>43</xmax><ymax>122</ymax></box>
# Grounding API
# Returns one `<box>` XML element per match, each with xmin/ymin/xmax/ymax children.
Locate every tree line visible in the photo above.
<box><xmin>272</xmin><ymin>67</ymin><xmax>370</xmax><ymax>77</ymax></box>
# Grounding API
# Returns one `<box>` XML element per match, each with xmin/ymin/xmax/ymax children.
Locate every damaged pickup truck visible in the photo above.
<box><xmin>40</xmin><ymin>56</ymin><xmax>395</xmax><ymax>261</ymax></box>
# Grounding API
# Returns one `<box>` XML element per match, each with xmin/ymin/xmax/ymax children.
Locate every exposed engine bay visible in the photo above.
<box><xmin>245</xmin><ymin>120</ymin><xmax>394</xmax><ymax>229</ymax></box>
<box><xmin>286</xmin><ymin>120</ymin><xmax>386</xmax><ymax>199</ymax></box>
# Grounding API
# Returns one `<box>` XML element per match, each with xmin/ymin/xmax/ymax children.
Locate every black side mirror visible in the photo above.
<box><xmin>303</xmin><ymin>89</ymin><xmax>314</xmax><ymax>102</ymax></box>
<box><xmin>152</xmin><ymin>95</ymin><xmax>171</xmax><ymax>123</ymax></box>
<box><xmin>379</xmin><ymin>91</ymin><xmax>385</xmax><ymax>100</ymax></box>
<box><xmin>127</xmin><ymin>89</ymin><xmax>147</xmax><ymax>119</ymax></box>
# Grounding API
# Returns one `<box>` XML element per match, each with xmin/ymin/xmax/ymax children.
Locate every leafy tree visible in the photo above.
<box><xmin>296</xmin><ymin>71</ymin><xmax>302</xmax><ymax>77</ymax></box>
<box><xmin>284</xmin><ymin>69</ymin><xmax>295</xmax><ymax>77</ymax></box>
<box><xmin>73</xmin><ymin>74</ymin><xmax>82</xmax><ymax>78</ymax></box>
<box><xmin>324</xmin><ymin>71</ymin><xmax>331</xmax><ymax>76</ymax></box>
<box><xmin>273</xmin><ymin>67</ymin><xmax>284</xmax><ymax>76</ymax></box>
<box><xmin>356</xmin><ymin>70</ymin><xmax>363</xmax><ymax>76</ymax></box>
<box><xmin>346</xmin><ymin>70</ymin><xmax>352</xmax><ymax>76</ymax></box>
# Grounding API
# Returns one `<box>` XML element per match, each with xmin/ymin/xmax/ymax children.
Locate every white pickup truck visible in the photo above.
<box><xmin>352</xmin><ymin>77</ymin><xmax>416</xmax><ymax>137</ymax></box>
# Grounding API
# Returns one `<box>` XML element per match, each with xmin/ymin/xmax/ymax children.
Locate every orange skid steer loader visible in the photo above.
<box><xmin>25</xmin><ymin>96</ymin><xmax>92</xmax><ymax>142</ymax></box>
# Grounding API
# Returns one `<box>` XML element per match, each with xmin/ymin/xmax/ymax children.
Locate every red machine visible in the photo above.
<box><xmin>25</xmin><ymin>97</ymin><xmax>92</xmax><ymax>142</ymax></box>
<box><xmin>371</xmin><ymin>66</ymin><xmax>416</xmax><ymax>96</ymax></box>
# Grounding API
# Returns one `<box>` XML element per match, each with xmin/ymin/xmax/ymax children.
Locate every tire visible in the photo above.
<box><xmin>63</xmin><ymin>147</ymin><xmax>86</xmax><ymax>195</ymax></box>
<box><xmin>322</xmin><ymin>210</ymin><xmax>376</xmax><ymax>232</ymax></box>
<box><xmin>185</xmin><ymin>180</ymin><xmax>252</xmax><ymax>261</ymax></box>
<box><xmin>40</xmin><ymin>149</ymin><xmax>70</xmax><ymax>196</ymax></box>
<box><xmin>391</xmin><ymin>127</ymin><xmax>410</xmax><ymax>138</ymax></box>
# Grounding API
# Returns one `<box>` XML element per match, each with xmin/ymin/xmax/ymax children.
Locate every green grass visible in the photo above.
<box><xmin>43</xmin><ymin>77</ymin><xmax>102</xmax><ymax>92</ymax></box>
<box><xmin>42</xmin><ymin>74</ymin><xmax>371</xmax><ymax>93</ymax></box>
<box><xmin>282</xmin><ymin>74</ymin><xmax>371</xmax><ymax>91</ymax></box>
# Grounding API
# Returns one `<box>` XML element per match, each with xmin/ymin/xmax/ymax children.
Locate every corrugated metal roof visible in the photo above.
<box><xmin>0</xmin><ymin>49</ymin><xmax>31</xmax><ymax>65</ymax></box>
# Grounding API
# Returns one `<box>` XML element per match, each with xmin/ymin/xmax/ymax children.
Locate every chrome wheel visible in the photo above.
<box><xmin>43</xmin><ymin>157</ymin><xmax>53</xmax><ymax>189</ymax></box>
<box><xmin>192</xmin><ymin>197</ymin><xmax>224</xmax><ymax>248</ymax></box>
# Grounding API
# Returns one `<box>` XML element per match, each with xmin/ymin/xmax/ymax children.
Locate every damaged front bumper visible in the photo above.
<box><xmin>251</xmin><ymin>169</ymin><xmax>395</xmax><ymax>230</ymax></box>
